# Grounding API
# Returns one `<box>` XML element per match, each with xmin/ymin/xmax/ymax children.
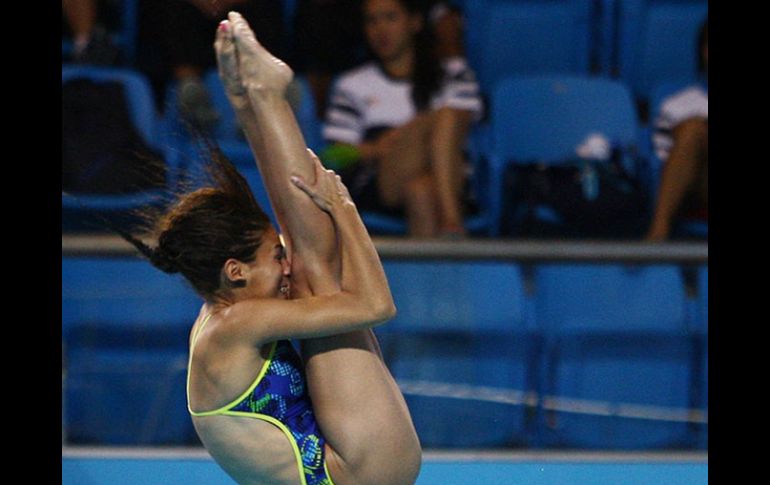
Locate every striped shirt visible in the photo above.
<box><xmin>652</xmin><ymin>85</ymin><xmax>708</xmax><ymax>162</ymax></box>
<box><xmin>323</xmin><ymin>57</ymin><xmax>483</xmax><ymax>145</ymax></box>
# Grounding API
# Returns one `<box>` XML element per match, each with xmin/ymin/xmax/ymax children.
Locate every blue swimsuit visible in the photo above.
<box><xmin>187</xmin><ymin>314</ymin><xmax>335</xmax><ymax>485</ymax></box>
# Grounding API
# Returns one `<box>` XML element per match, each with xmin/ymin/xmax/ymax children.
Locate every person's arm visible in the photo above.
<box><xmin>215</xmin><ymin>13</ymin><xmax>338</xmax><ymax>294</ymax></box>
<box><xmin>222</xmin><ymin>155</ymin><xmax>396</xmax><ymax>342</ymax></box>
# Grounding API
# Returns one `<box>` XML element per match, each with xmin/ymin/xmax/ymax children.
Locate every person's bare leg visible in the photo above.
<box><xmin>223</xmin><ymin>13</ymin><xmax>421</xmax><ymax>484</ymax></box>
<box><xmin>62</xmin><ymin>0</ymin><xmax>97</xmax><ymax>50</ymax></box>
<box><xmin>646</xmin><ymin>118</ymin><xmax>708</xmax><ymax>241</ymax></box>
<box><xmin>376</xmin><ymin>113</ymin><xmax>434</xmax><ymax>209</ymax></box>
<box><xmin>404</xmin><ymin>173</ymin><xmax>439</xmax><ymax>238</ymax></box>
<box><xmin>301</xmin><ymin>332</ymin><xmax>421</xmax><ymax>485</ymax></box>
<box><xmin>429</xmin><ymin>107</ymin><xmax>473</xmax><ymax>235</ymax></box>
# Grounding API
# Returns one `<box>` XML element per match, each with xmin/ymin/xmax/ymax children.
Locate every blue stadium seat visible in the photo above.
<box><xmin>378</xmin><ymin>261</ymin><xmax>538</xmax><ymax>447</ymax></box>
<box><xmin>62</xmin><ymin>65</ymin><xmax>182</xmax><ymax>229</ymax></box>
<box><xmin>200</xmin><ymin>69</ymin><xmax>324</xmax><ymax>153</ymax></box>
<box><xmin>593</xmin><ymin>0</ymin><xmax>617</xmax><ymax>76</ymax></box>
<box><xmin>616</xmin><ymin>0</ymin><xmax>708</xmax><ymax>102</ymax></box>
<box><xmin>64</xmin><ymin>327</ymin><xmax>195</xmax><ymax>445</ymax></box>
<box><xmin>533</xmin><ymin>264</ymin><xmax>697</xmax><ymax>449</ymax></box>
<box><xmin>481</xmin><ymin>75</ymin><xmax>640</xmax><ymax>235</ymax></box>
<box><xmin>62</xmin><ymin>257</ymin><xmax>202</xmax><ymax>445</ymax></box>
<box><xmin>463</xmin><ymin>0</ymin><xmax>593</xmax><ymax>92</ymax></box>
<box><xmin>235</xmin><ymin>165</ymin><xmax>279</xmax><ymax>229</ymax></box>
<box><xmin>162</xmin><ymin>70</ymin><xmax>324</xmax><ymax>229</ymax></box>
<box><xmin>696</xmin><ymin>265</ymin><xmax>708</xmax><ymax>448</ymax></box>
<box><xmin>62</xmin><ymin>257</ymin><xmax>202</xmax><ymax>334</ymax></box>
<box><xmin>162</xmin><ymin>70</ymin><xmax>323</xmax><ymax>168</ymax></box>
<box><xmin>358</xmin><ymin>204</ymin><xmax>491</xmax><ymax>237</ymax></box>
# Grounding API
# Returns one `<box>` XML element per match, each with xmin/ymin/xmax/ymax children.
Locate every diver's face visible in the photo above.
<box><xmin>246</xmin><ymin>227</ymin><xmax>291</xmax><ymax>299</ymax></box>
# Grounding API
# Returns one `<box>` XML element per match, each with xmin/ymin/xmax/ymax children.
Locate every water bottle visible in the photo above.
<box><xmin>576</xmin><ymin>133</ymin><xmax>609</xmax><ymax>201</ymax></box>
<box><xmin>581</xmin><ymin>160</ymin><xmax>599</xmax><ymax>201</ymax></box>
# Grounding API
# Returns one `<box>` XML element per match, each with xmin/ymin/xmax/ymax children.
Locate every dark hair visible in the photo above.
<box><xmin>364</xmin><ymin>0</ymin><xmax>444</xmax><ymax>112</ymax></box>
<box><xmin>118</xmin><ymin>139</ymin><xmax>271</xmax><ymax>301</ymax></box>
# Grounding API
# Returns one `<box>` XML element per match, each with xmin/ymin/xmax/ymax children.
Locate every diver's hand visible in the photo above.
<box><xmin>290</xmin><ymin>150</ymin><xmax>354</xmax><ymax>214</ymax></box>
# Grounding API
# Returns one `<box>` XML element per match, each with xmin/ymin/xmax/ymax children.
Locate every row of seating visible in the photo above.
<box><xmin>63</xmin><ymin>0</ymin><xmax>707</xmax><ymax>107</ymax></box>
<box><xmin>62</xmin><ymin>256</ymin><xmax>708</xmax><ymax>449</ymax></box>
<box><xmin>461</xmin><ymin>0</ymin><xmax>707</xmax><ymax>103</ymax></box>
<box><xmin>63</xmin><ymin>63</ymin><xmax>707</xmax><ymax>237</ymax></box>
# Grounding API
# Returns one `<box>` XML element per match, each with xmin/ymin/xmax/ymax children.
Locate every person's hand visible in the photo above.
<box><xmin>227</xmin><ymin>11</ymin><xmax>293</xmax><ymax>98</ymax></box>
<box><xmin>360</xmin><ymin>128</ymin><xmax>400</xmax><ymax>161</ymax></box>
<box><xmin>290</xmin><ymin>150</ymin><xmax>354</xmax><ymax>213</ymax></box>
<box><xmin>374</xmin><ymin>128</ymin><xmax>400</xmax><ymax>159</ymax></box>
<box><xmin>214</xmin><ymin>19</ymin><xmax>248</xmax><ymax>109</ymax></box>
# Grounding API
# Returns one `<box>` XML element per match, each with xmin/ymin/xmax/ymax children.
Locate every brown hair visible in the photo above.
<box><xmin>118</xmin><ymin>142</ymin><xmax>271</xmax><ymax>301</ymax></box>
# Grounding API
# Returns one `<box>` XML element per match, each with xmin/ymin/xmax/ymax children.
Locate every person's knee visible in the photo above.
<box><xmin>404</xmin><ymin>173</ymin><xmax>435</xmax><ymax>202</ymax></box>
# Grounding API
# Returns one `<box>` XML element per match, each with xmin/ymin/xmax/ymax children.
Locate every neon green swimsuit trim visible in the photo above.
<box><xmin>186</xmin><ymin>313</ymin><xmax>336</xmax><ymax>485</ymax></box>
<box><xmin>186</xmin><ymin>314</ymin><xmax>277</xmax><ymax>417</ymax></box>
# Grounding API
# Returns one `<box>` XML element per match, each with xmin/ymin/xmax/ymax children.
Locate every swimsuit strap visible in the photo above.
<box><xmin>187</xmin><ymin>312</ymin><xmax>278</xmax><ymax>417</ymax></box>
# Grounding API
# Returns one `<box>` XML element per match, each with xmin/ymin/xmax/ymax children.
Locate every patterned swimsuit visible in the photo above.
<box><xmin>187</xmin><ymin>314</ymin><xmax>335</xmax><ymax>485</ymax></box>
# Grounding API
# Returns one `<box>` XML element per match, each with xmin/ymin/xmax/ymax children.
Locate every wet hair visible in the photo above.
<box><xmin>118</xmin><ymin>138</ymin><xmax>271</xmax><ymax>301</ymax></box>
<box><xmin>363</xmin><ymin>0</ymin><xmax>444</xmax><ymax>112</ymax></box>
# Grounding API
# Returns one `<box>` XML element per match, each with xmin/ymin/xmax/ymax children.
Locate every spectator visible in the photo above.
<box><xmin>646</xmin><ymin>18</ymin><xmax>708</xmax><ymax>241</ymax></box>
<box><xmin>291</xmin><ymin>0</ymin><xmax>367</xmax><ymax>118</ymax></box>
<box><xmin>418</xmin><ymin>0</ymin><xmax>465</xmax><ymax>59</ymax></box>
<box><xmin>157</xmin><ymin>0</ymin><xmax>287</xmax><ymax>131</ymax></box>
<box><xmin>62</xmin><ymin>0</ymin><xmax>119</xmax><ymax>65</ymax></box>
<box><xmin>322</xmin><ymin>0</ymin><xmax>483</xmax><ymax>238</ymax></box>
<box><xmin>291</xmin><ymin>0</ymin><xmax>465</xmax><ymax>119</ymax></box>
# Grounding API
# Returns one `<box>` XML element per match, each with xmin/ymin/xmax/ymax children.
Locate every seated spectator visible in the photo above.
<box><xmin>158</xmin><ymin>0</ymin><xmax>287</xmax><ymax>131</ymax></box>
<box><xmin>292</xmin><ymin>0</ymin><xmax>465</xmax><ymax>120</ymax></box>
<box><xmin>419</xmin><ymin>0</ymin><xmax>465</xmax><ymax>59</ymax></box>
<box><xmin>291</xmin><ymin>0</ymin><xmax>367</xmax><ymax>118</ymax></box>
<box><xmin>646</xmin><ymin>19</ymin><xmax>708</xmax><ymax>241</ymax></box>
<box><xmin>321</xmin><ymin>0</ymin><xmax>483</xmax><ymax>238</ymax></box>
<box><xmin>62</xmin><ymin>0</ymin><xmax>119</xmax><ymax>65</ymax></box>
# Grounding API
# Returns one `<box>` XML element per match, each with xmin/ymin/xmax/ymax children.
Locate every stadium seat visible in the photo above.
<box><xmin>593</xmin><ymin>0</ymin><xmax>617</xmax><ymax>76</ymax></box>
<box><xmin>358</xmin><ymin>202</ymin><xmax>491</xmax><ymax>237</ymax></box>
<box><xmin>64</xmin><ymin>326</ymin><xmax>195</xmax><ymax>445</ymax></box>
<box><xmin>463</xmin><ymin>0</ymin><xmax>593</xmax><ymax>92</ymax></box>
<box><xmin>379</xmin><ymin>261</ymin><xmax>538</xmax><ymax>447</ymax></box>
<box><xmin>696</xmin><ymin>265</ymin><xmax>708</xmax><ymax>448</ymax></box>
<box><xmin>162</xmin><ymin>69</ymin><xmax>325</xmax><ymax>228</ymax></box>
<box><xmin>62</xmin><ymin>65</ymin><xmax>182</xmax><ymax>231</ymax></box>
<box><xmin>200</xmin><ymin>69</ymin><xmax>324</xmax><ymax>153</ymax></box>
<box><xmin>481</xmin><ymin>75</ymin><xmax>640</xmax><ymax>235</ymax></box>
<box><xmin>533</xmin><ymin>264</ymin><xmax>697</xmax><ymax>449</ymax></box>
<box><xmin>162</xmin><ymin>70</ymin><xmax>323</xmax><ymax>166</ymax></box>
<box><xmin>616</xmin><ymin>0</ymin><xmax>708</xmax><ymax>103</ymax></box>
<box><xmin>62</xmin><ymin>257</ymin><xmax>202</xmax><ymax>445</ymax></box>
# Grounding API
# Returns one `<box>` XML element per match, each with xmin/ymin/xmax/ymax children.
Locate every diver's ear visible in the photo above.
<box><xmin>222</xmin><ymin>258</ymin><xmax>247</xmax><ymax>288</ymax></box>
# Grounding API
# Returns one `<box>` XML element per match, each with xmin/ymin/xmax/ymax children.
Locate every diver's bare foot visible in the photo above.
<box><xmin>227</xmin><ymin>11</ymin><xmax>293</xmax><ymax>97</ymax></box>
<box><xmin>214</xmin><ymin>20</ymin><xmax>248</xmax><ymax>109</ymax></box>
